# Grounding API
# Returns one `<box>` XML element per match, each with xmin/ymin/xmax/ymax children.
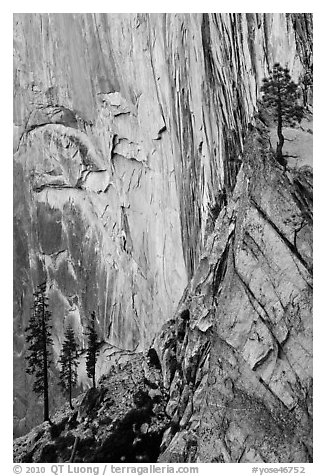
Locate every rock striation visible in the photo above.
<box><xmin>13</xmin><ymin>124</ymin><xmax>313</xmax><ymax>462</ymax></box>
<box><xmin>13</xmin><ymin>13</ymin><xmax>312</xmax><ymax>440</ymax></box>
<box><xmin>156</xmin><ymin>125</ymin><xmax>312</xmax><ymax>463</ymax></box>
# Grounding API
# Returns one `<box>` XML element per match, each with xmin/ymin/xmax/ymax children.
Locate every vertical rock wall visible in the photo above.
<box><xmin>155</xmin><ymin>126</ymin><xmax>312</xmax><ymax>462</ymax></box>
<box><xmin>13</xmin><ymin>13</ymin><xmax>311</xmax><ymax>436</ymax></box>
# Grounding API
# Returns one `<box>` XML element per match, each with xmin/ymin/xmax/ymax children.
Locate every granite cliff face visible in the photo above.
<box><xmin>13</xmin><ymin>12</ymin><xmax>312</xmax><ymax>446</ymax></box>
<box><xmin>155</xmin><ymin>126</ymin><xmax>312</xmax><ymax>463</ymax></box>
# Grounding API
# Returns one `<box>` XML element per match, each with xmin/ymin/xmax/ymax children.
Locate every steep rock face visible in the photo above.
<box><xmin>13</xmin><ymin>125</ymin><xmax>313</xmax><ymax>464</ymax></box>
<box><xmin>13</xmin><ymin>13</ymin><xmax>312</xmax><ymax>436</ymax></box>
<box><xmin>156</xmin><ymin>126</ymin><xmax>312</xmax><ymax>463</ymax></box>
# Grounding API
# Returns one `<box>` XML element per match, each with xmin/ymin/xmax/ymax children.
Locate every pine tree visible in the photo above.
<box><xmin>85</xmin><ymin>311</ymin><xmax>100</xmax><ymax>388</ymax></box>
<box><xmin>260</xmin><ymin>63</ymin><xmax>304</xmax><ymax>162</ymax></box>
<box><xmin>25</xmin><ymin>282</ymin><xmax>53</xmax><ymax>422</ymax></box>
<box><xmin>58</xmin><ymin>326</ymin><xmax>79</xmax><ymax>410</ymax></box>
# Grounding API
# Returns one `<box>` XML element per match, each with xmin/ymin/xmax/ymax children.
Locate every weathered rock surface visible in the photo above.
<box><xmin>14</xmin><ymin>121</ymin><xmax>312</xmax><ymax>463</ymax></box>
<box><xmin>156</xmin><ymin>126</ymin><xmax>312</xmax><ymax>463</ymax></box>
<box><xmin>13</xmin><ymin>13</ymin><xmax>312</xmax><ymax>438</ymax></box>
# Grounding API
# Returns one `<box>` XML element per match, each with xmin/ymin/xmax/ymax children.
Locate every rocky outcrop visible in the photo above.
<box><xmin>13</xmin><ymin>354</ymin><xmax>169</xmax><ymax>463</ymax></box>
<box><xmin>13</xmin><ymin>13</ymin><xmax>312</xmax><ymax>437</ymax></box>
<box><xmin>155</xmin><ymin>125</ymin><xmax>312</xmax><ymax>463</ymax></box>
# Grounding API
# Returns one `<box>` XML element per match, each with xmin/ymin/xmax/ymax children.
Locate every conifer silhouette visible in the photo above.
<box><xmin>85</xmin><ymin>311</ymin><xmax>100</xmax><ymax>388</ymax></box>
<box><xmin>25</xmin><ymin>282</ymin><xmax>53</xmax><ymax>422</ymax></box>
<box><xmin>58</xmin><ymin>326</ymin><xmax>79</xmax><ymax>410</ymax></box>
<box><xmin>261</xmin><ymin>63</ymin><xmax>304</xmax><ymax>163</ymax></box>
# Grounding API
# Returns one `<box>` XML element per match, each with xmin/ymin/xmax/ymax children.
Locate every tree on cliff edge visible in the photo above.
<box><xmin>85</xmin><ymin>311</ymin><xmax>100</xmax><ymax>388</ymax></box>
<box><xmin>58</xmin><ymin>326</ymin><xmax>80</xmax><ymax>410</ymax></box>
<box><xmin>25</xmin><ymin>282</ymin><xmax>53</xmax><ymax>422</ymax></box>
<box><xmin>260</xmin><ymin>63</ymin><xmax>304</xmax><ymax>163</ymax></box>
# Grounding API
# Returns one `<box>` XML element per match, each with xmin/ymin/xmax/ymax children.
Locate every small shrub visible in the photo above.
<box><xmin>133</xmin><ymin>390</ymin><xmax>152</xmax><ymax>410</ymax></box>
<box><xmin>21</xmin><ymin>450</ymin><xmax>34</xmax><ymax>463</ymax></box>
<box><xmin>39</xmin><ymin>444</ymin><xmax>58</xmax><ymax>463</ymax></box>
<box><xmin>147</xmin><ymin>349</ymin><xmax>161</xmax><ymax>370</ymax></box>
<box><xmin>49</xmin><ymin>417</ymin><xmax>69</xmax><ymax>439</ymax></box>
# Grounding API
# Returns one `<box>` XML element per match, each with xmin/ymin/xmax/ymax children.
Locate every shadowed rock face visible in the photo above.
<box><xmin>13</xmin><ymin>13</ymin><xmax>312</xmax><ymax>437</ymax></box>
